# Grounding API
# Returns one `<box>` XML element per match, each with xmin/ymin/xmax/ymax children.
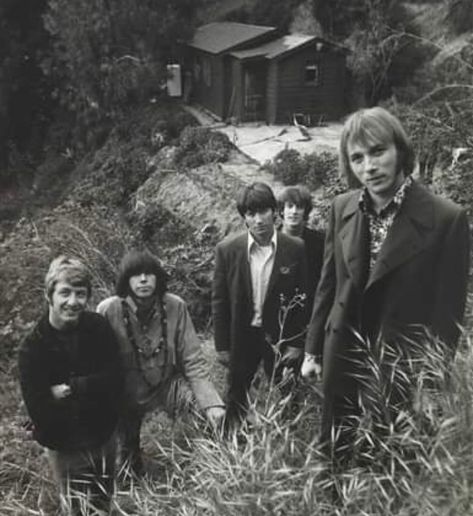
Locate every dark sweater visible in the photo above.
<box><xmin>18</xmin><ymin>311</ymin><xmax>123</xmax><ymax>451</ymax></box>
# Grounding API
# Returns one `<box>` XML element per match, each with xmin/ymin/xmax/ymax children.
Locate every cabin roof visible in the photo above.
<box><xmin>188</xmin><ymin>22</ymin><xmax>277</xmax><ymax>54</ymax></box>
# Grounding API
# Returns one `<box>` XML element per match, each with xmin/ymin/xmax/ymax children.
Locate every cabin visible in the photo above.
<box><xmin>185</xmin><ymin>22</ymin><xmax>348</xmax><ymax>124</ymax></box>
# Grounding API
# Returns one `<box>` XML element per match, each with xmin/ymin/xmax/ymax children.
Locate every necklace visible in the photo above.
<box><xmin>121</xmin><ymin>296</ymin><xmax>168</xmax><ymax>387</ymax></box>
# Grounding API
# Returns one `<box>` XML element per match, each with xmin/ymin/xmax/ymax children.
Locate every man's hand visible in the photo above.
<box><xmin>217</xmin><ymin>350</ymin><xmax>231</xmax><ymax>367</ymax></box>
<box><xmin>301</xmin><ymin>354</ymin><xmax>322</xmax><ymax>381</ymax></box>
<box><xmin>205</xmin><ymin>406</ymin><xmax>226</xmax><ymax>429</ymax></box>
<box><xmin>281</xmin><ymin>345</ymin><xmax>303</xmax><ymax>365</ymax></box>
<box><xmin>51</xmin><ymin>383</ymin><xmax>72</xmax><ymax>400</ymax></box>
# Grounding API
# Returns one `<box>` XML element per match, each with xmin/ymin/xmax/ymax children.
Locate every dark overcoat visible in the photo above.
<box><xmin>305</xmin><ymin>181</ymin><xmax>470</xmax><ymax>439</ymax></box>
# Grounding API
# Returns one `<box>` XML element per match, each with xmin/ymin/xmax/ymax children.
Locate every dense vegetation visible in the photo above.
<box><xmin>1</xmin><ymin>0</ymin><xmax>473</xmax><ymax>514</ymax></box>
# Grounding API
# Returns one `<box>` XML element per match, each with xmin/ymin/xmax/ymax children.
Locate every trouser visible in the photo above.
<box><xmin>48</xmin><ymin>434</ymin><xmax>117</xmax><ymax>516</ymax></box>
<box><xmin>226</xmin><ymin>327</ymin><xmax>301</xmax><ymax>426</ymax></box>
<box><xmin>119</xmin><ymin>374</ymin><xmax>195</xmax><ymax>473</ymax></box>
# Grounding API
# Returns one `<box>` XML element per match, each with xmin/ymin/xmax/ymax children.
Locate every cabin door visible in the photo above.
<box><xmin>243</xmin><ymin>63</ymin><xmax>266</xmax><ymax>122</ymax></box>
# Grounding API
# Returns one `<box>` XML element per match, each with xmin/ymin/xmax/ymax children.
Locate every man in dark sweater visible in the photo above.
<box><xmin>19</xmin><ymin>256</ymin><xmax>122</xmax><ymax>515</ymax></box>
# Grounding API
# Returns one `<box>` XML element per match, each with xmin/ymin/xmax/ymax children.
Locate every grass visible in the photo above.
<box><xmin>3</xmin><ymin>328</ymin><xmax>473</xmax><ymax>515</ymax></box>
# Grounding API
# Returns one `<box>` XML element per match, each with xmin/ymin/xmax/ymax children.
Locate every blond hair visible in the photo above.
<box><xmin>339</xmin><ymin>107</ymin><xmax>415</xmax><ymax>188</ymax></box>
<box><xmin>44</xmin><ymin>255</ymin><xmax>91</xmax><ymax>300</ymax></box>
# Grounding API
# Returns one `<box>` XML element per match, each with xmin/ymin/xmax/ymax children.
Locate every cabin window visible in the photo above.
<box><xmin>304</xmin><ymin>63</ymin><xmax>320</xmax><ymax>85</ymax></box>
<box><xmin>203</xmin><ymin>58</ymin><xmax>212</xmax><ymax>87</ymax></box>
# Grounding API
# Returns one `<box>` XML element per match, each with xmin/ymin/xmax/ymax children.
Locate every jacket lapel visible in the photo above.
<box><xmin>265</xmin><ymin>233</ymin><xmax>283</xmax><ymax>301</ymax></box>
<box><xmin>240</xmin><ymin>233</ymin><xmax>253</xmax><ymax>301</ymax></box>
<box><xmin>366</xmin><ymin>182</ymin><xmax>434</xmax><ymax>289</ymax></box>
<box><xmin>340</xmin><ymin>194</ymin><xmax>370</xmax><ymax>291</ymax></box>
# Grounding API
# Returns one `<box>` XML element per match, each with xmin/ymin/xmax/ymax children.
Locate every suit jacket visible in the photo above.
<box><xmin>306</xmin><ymin>181</ymin><xmax>470</xmax><ymax>405</ymax></box>
<box><xmin>212</xmin><ymin>231</ymin><xmax>308</xmax><ymax>359</ymax></box>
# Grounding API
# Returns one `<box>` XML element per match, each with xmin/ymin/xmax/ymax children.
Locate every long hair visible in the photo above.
<box><xmin>115</xmin><ymin>249</ymin><xmax>168</xmax><ymax>298</ymax></box>
<box><xmin>339</xmin><ymin>107</ymin><xmax>415</xmax><ymax>188</ymax></box>
<box><xmin>277</xmin><ymin>185</ymin><xmax>313</xmax><ymax>221</ymax></box>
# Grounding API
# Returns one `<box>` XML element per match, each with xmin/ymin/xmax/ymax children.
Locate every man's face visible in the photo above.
<box><xmin>129</xmin><ymin>272</ymin><xmax>157</xmax><ymax>299</ymax></box>
<box><xmin>347</xmin><ymin>138</ymin><xmax>405</xmax><ymax>206</ymax></box>
<box><xmin>244</xmin><ymin>207</ymin><xmax>275</xmax><ymax>245</ymax></box>
<box><xmin>282</xmin><ymin>202</ymin><xmax>305</xmax><ymax>231</ymax></box>
<box><xmin>49</xmin><ymin>280</ymin><xmax>88</xmax><ymax>329</ymax></box>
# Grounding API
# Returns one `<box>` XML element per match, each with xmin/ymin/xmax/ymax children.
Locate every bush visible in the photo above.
<box><xmin>263</xmin><ymin>148</ymin><xmax>338</xmax><ymax>190</ymax></box>
<box><xmin>174</xmin><ymin>127</ymin><xmax>233</xmax><ymax>169</ymax></box>
<box><xmin>41</xmin><ymin>0</ymin><xmax>200</xmax><ymax>152</ymax></box>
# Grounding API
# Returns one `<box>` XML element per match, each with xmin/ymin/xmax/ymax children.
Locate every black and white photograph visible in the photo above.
<box><xmin>1</xmin><ymin>0</ymin><xmax>472</xmax><ymax>514</ymax></box>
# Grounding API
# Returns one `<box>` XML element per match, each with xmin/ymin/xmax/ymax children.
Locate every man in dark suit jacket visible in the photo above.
<box><xmin>302</xmin><ymin>107</ymin><xmax>470</xmax><ymax>463</ymax></box>
<box><xmin>212</xmin><ymin>182</ymin><xmax>308</xmax><ymax>425</ymax></box>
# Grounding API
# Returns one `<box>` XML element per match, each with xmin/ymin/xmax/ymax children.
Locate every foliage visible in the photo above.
<box><xmin>175</xmin><ymin>127</ymin><xmax>233</xmax><ymax>169</ymax></box>
<box><xmin>345</xmin><ymin>1</ymin><xmax>428</xmax><ymax>104</ymax></box>
<box><xmin>0</xmin><ymin>0</ymin><xmax>51</xmax><ymax>170</ymax></box>
<box><xmin>446</xmin><ymin>0</ymin><xmax>473</xmax><ymax>34</ymax></box>
<box><xmin>224</xmin><ymin>0</ymin><xmax>301</xmax><ymax>32</ymax></box>
<box><xmin>70</xmin><ymin>102</ymin><xmax>195</xmax><ymax>207</ymax></box>
<box><xmin>42</xmin><ymin>0</ymin><xmax>200</xmax><ymax>150</ymax></box>
<box><xmin>5</xmin><ymin>322</ymin><xmax>473</xmax><ymax>514</ymax></box>
<box><xmin>387</xmin><ymin>38</ymin><xmax>473</xmax><ymax>184</ymax></box>
<box><xmin>262</xmin><ymin>148</ymin><xmax>338</xmax><ymax>191</ymax></box>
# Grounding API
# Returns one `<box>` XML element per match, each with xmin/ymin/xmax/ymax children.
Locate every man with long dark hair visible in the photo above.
<box><xmin>278</xmin><ymin>185</ymin><xmax>325</xmax><ymax>316</ymax></box>
<box><xmin>97</xmin><ymin>249</ymin><xmax>224</xmax><ymax>476</ymax></box>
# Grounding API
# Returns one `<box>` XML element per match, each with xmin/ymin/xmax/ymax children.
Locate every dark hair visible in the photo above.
<box><xmin>236</xmin><ymin>182</ymin><xmax>277</xmax><ymax>217</ymax></box>
<box><xmin>277</xmin><ymin>185</ymin><xmax>313</xmax><ymax>220</ymax></box>
<box><xmin>115</xmin><ymin>250</ymin><xmax>168</xmax><ymax>298</ymax></box>
<box><xmin>45</xmin><ymin>255</ymin><xmax>91</xmax><ymax>301</ymax></box>
<box><xmin>339</xmin><ymin>106</ymin><xmax>415</xmax><ymax>188</ymax></box>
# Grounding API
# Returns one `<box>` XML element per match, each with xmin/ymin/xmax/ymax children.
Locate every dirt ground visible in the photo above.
<box><xmin>183</xmin><ymin>104</ymin><xmax>342</xmax><ymax>164</ymax></box>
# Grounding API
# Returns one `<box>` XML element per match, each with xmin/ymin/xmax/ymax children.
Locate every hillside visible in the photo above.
<box><xmin>1</xmin><ymin>1</ymin><xmax>473</xmax><ymax>514</ymax></box>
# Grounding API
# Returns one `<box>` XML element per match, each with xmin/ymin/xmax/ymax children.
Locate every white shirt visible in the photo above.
<box><xmin>247</xmin><ymin>230</ymin><xmax>277</xmax><ymax>327</ymax></box>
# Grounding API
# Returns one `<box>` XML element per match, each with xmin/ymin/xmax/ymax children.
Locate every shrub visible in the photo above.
<box><xmin>174</xmin><ymin>127</ymin><xmax>233</xmax><ymax>169</ymax></box>
<box><xmin>263</xmin><ymin>148</ymin><xmax>304</xmax><ymax>185</ymax></box>
<box><xmin>263</xmin><ymin>148</ymin><xmax>338</xmax><ymax>190</ymax></box>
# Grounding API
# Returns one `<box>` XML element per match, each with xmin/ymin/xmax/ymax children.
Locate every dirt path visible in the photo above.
<box><xmin>183</xmin><ymin>104</ymin><xmax>342</xmax><ymax>165</ymax></box>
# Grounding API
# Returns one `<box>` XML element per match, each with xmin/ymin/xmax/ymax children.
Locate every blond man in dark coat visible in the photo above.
<box><xmin>302</xmin><ymin>107</ymin><xmax>470</xmax><ymax>463</ymax></box>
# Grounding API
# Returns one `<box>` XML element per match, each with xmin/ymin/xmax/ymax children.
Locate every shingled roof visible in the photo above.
<box><xmin>230</xmin><ymin>34</ymin><xmax>317</xmax><ymax>60</ymax></box>
<box><xmin>188</xmin><ymin>22</ymin><xmax>277</xmax><ymax>54</ymax></box>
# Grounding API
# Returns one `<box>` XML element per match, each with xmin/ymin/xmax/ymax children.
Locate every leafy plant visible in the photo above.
<box><xmin>262</xmin><ymin>148</ymin><xmax>338</xmax><ymax>190</ymax></box>
<box><xmin>174</xmin><ymin>127</ymin><xmax>233</xmax><ymax>169</ymax></box>
<box><xmin>42</xmin><ymin>0</ymin><xmax>200</xmax><ymax>150</ymax></box>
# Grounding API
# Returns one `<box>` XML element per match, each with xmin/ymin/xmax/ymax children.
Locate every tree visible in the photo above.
<box><xmin>42</xmin><ymin>0</ymin><xmax>201</xmax><ymax>149</ymax></box>
<box><xmin>224</xmin><ymin>0</ymin><xmax>302</xmax><ymax>32</ymax></box>
<box><xmin>308</xmin><ymin>0</ymin><xmax>425</xmax><ymax>105</ymax></box>
<box><xmin>0</xmin><ymin>0</ymin><xmax>50</xmax><ymax>171</ymax></box>
<box><xmin>446</xmin><ymin>0</ymin><xmax>473</xmax><ymax>34</ymax></box>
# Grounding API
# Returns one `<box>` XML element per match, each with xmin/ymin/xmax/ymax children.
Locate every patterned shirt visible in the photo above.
<box><xmin>359</xmin><ymin>175</ymin><xmax>413</xmax><ymax>270</ymax></box>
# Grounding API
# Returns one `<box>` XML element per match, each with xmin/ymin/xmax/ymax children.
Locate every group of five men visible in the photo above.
<box><xmin>18</xmin><ymin>107</ymin><xmax>470</xmax><ymax>514</ymax></box>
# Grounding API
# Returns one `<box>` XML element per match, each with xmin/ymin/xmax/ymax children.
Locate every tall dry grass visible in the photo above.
<box><xmin>4</xmin><ymin>324</ymin><xmax>473</xmax><ymax>514</ymax></box>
